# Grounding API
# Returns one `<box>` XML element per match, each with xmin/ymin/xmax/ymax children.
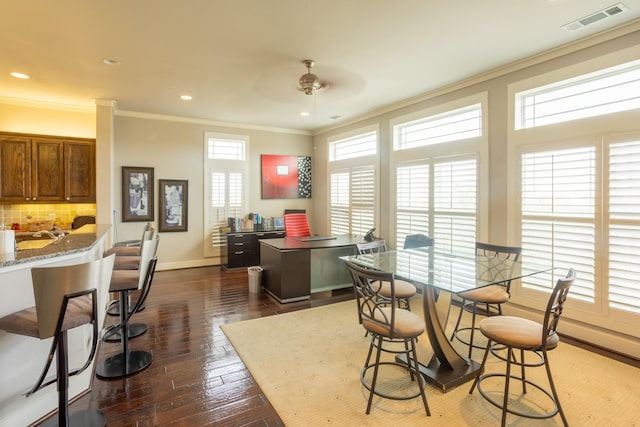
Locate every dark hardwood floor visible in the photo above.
<box><xmin>67</xmin><ymin>266</ymin><xmax>353</xmax><ymax>427</ymax></box>
<box><xmin>48</xmin><ymin>265</ymin><xmax>637</xmax><ymax>426</ymax></box>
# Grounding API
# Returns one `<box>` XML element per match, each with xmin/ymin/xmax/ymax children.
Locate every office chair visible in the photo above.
<box><xmin>283</xmin><ymin>213</ymin><xmax>311</xmax><ymax>237</ymax></box>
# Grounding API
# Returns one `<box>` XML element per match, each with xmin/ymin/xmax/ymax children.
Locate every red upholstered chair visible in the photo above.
<box><xmin>283</xmin><ymin>213</ymin><xmax>311</xmax><ymax>237</ymax></box>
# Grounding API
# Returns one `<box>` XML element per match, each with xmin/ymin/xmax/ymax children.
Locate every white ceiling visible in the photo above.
<box><xmin>2</xmin><ymin>1</ymin><xmax>640</xmax><ymax>132</ymax></box>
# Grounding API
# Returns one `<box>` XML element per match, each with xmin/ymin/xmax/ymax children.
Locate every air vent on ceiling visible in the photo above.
<box><xmin>562</xmin><ymin>3</ymin><xmax>629</xmax><ymax>32</ymax></box>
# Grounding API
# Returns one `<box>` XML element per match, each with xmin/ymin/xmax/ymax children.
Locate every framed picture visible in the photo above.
<box><xmin>261</xmin><ymin>154</ymin><xmax>311</xmax><ymax>199</ymax></box>
<box><xmin>122</xmin><ymin>166</ymin><xmax>154</xmax><ymax>222</ymax></box>
<box><xmin>159</xmin><ymin>179</ymin><xmax>188</xmax><ymax>232</ymax></box>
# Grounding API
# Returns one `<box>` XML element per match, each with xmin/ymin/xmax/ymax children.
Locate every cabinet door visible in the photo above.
<box><xmin>0</xmin><ymin>136</ymin><xmax>31</xmax><ymax>202</ymax></box>
<box><xmin>31</xmin><ymin>138</ymin><xmax>64</xmax><ymax>202</ymax></box>
<box><xmin>64</xmin><ymin>140</ymin><xmax>96</xmax><ymax>202</ymax></box>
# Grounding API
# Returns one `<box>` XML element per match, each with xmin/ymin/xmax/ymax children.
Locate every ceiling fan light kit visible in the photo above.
<box><xmin>298</xmin><ymin>59</ymin><xmax>327</xmax><ymax>95</ymax></box>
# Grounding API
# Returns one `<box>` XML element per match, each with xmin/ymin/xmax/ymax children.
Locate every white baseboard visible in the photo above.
<box><xmin>505</xmin><ymin>303</ymin><xmax>640</xmax><ymax>360</ymax></box>
<box><xmin>156</xmin><ymin>258</ymin><xmax>221</xmax><ymax>271</ymax></box>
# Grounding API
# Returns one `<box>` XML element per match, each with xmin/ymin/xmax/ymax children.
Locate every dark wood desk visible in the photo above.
<box><xmin>260</xmin><ymin>235</ymin><xmax>365</xmax><ymax>303</ymax></box>
<box><xmin>341</xmin><ymin>248</ymin><xmax>552</xmax><ymax>392</ymax></box>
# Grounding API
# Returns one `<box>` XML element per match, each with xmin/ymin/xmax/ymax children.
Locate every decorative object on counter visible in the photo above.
<box><xmin>261</xmin><ymin>154</ymin><xmax>311</xmax><ymax>199</ymax></box>
<box><xmin>122</xmin><ymin>166</ymin><xmax>154</xmax><ymax>222</ymax></box>
<box><xmin>158</xmin><ymin>179</ymin><xmax>188</xmax><ymax>232</ymax></box>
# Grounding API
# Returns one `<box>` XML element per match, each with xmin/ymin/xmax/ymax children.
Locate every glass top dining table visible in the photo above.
<box><xmin>340</xmin><ymin>247</ymin><xmax>553</xmax><ymax>392</ymax></box>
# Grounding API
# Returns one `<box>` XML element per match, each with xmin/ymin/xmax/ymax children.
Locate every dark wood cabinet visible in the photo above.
<box><xmin>31</xmin><ymin>138</ymin><xmax>64</xmax><ymax>202</ymax></box>
<box><xmin>0</xmin><ymin>135</ymin><xmax>31</xmax><ymax>202</ymax></box>
<box><xmin>223</xmin><ymin>230</ymin><xmax>285</xmax><ymax>269</ymax></box>
<box><xmin>0</xmin><ymin>132</ymin><xmax>95</xmax><ymax>204</ymax></box>
<box><xmin>64</xmin><ymin>140</ymin><xmax>96</xmax><ymax>202</ymax></box>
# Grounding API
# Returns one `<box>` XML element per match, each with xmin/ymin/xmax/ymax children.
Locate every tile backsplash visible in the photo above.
<box><xmin>1</xmin><ymin>203</ymin><xmax>96</xmax><ymax>230</ymax></box>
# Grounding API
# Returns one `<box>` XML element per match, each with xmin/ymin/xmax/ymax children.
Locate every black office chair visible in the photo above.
<box><xmin>403</xmin><ymin>233</ymin><xmax>434</xmax><ymax>250</ymax></box>
<box><xmin>470</xmin><ymin>268</ymin><xmax>576</xmax><ymax>427</ymax></box>
<box><xmin>344</xmin><ymin>260</ymin><xmax>430</xmax><ymax>416</ymax></box>
<box><xmin>450</xmin><ymin>242</ymin><xmax>522</xmax><ymax>358</ymax></box>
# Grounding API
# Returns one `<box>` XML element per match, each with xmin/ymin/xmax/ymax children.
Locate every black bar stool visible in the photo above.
<box><xmin>0</xmin><ymin>255</ymin><xmax>115</xmax><ymax>427</ymax></box>
<box><xmin>96</xmin><ymin>237</ymin><xmax>159</xmax><ymax>379</ymax></box>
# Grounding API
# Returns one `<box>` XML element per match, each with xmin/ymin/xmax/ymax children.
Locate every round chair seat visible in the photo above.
<box><xmin>363</xmin><ymin>307</ymin><xmax>424</xmax><ymax>338</ymax></box>
<box><xmin>377</xmin><ymin>279</ymin><xmax>416</xmax><ymax>299</ymax></box>
<box><xmin>458</xmin><ymin>284</ymin><xmax>509</xmax><ymax>304</ymax></box>
<box><xmin>480</xmin><ymin>315</ymin><xmax>559</xmax><ymax>350</ymax></box>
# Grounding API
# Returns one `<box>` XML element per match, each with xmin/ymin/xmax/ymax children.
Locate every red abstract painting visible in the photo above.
<box><xmin>261</xmin><ymin>155</ymin><xmax>311</xmax><ymax>199</ymax></box>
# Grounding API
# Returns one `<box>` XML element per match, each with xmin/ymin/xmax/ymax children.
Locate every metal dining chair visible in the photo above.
<box><xmin>450</xmin><ymin>242</ymin><xmax>522</xmax><ymax>358</ymax></box>
<box><xmin>470</xmin><ymin>268</ymin><xmax>576</xmax><ymax>427</ymax></box>
<box><xmin>355</xmin><ymin>239</ymin><xmax>417</xmax><ymax>311</ymax></box>
<box><xmin>344</xmin><ymin>260</ymin><xmax>430</xmax><ymax>416</ymax></box>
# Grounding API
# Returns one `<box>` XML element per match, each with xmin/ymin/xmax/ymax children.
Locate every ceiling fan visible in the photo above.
<box><xmin>297</xmin><ymin>59</ymin><xmax>328</xmax><ymax>95</ymax></box>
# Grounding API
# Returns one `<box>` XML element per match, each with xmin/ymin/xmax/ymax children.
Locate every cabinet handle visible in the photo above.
<box><xmin>234</xmin><ymin>251</ymin><xmax>245</xmax><ymax>255</ymax></box>
<box><xmin>66</xmin><ymin>197</ymin><xmax>70</xmax><ymax>201</ymax></box>
<box><xmin>233</xmin><ymin>243</ymin><xmax>244</xmax><ymax>246</ymax></box>
<box><xmin>32</xmin><ymin>197</ymin><xmax>36</xmax><ymax>201</ymax></box>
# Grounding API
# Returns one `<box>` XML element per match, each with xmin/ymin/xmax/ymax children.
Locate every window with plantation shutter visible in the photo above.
<box><xmin>433</xmin><ymin>158</ymin><xmax>477</xmax><ymax>256</ymax></box>
<box><xmin>520</xmin><ymin>147</ymin><xmax>596</xmax><ymax>302</ymax></box>
<box><xmin>609</xmin><ymin>140</ymin><xmax>640</xmax><ymax>314</ymax></box>
<box><xmin>204</xmin><ymin>133</ymin><xmax>248</xmax><ymax>258</ymax></box>
<box><xmin>396</xmin><ymin>164</ymin><xmax>429</xmax><ymax>249</ymax></box>
<box><xmin>329</xmin><ymin>167</ymin><xmax>376</xmax><ymax>236</ymax></box>
<box><xmin>328</xmin><ymin>126</ymin><xmax>378</xmax><ymax>236</ymax></box>
<box><xmin>395</xmin><ymin>156</ymin><xmax>477</xmax><ymax>255</ymax></box>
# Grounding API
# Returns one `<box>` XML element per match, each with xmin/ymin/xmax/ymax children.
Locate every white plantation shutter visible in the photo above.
<box><xmin>395</xmin><ymin>156</ymin><xmax>477</xmax><ymax>254</ymax></box>
<box><xmin>609</xmin><ymin>140</ymin><xmax>640</xmax><ymax>314</ymax></box>
<box><xmin>520</xmin><ymin>147</ymin><xmax>596</xmax><ymax>302</ymax></box>
<box><xmin>396</xmin><ymin>164</ymin><xmax>429</xmax><ymax>248</ymax></box>
<box><xmin>351</xmin><ymin>167</ymin><xmax>376</xmax><ymax>236</ymax></box>
<box><xmin>330</xmin><ymin>167</ymin><xmax>375</xmax><ymax>236</ymax></box>
<box><xmin>433</xmin><ymin>158</ymin><xmax>477</xmax><ymax>256</ymax></box>
<box><xmin>330</xmin><ymin>172</ymin><xmax>350</xmax><ymax>235</ymax></box>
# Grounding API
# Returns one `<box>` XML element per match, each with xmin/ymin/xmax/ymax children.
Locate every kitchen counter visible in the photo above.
<box><xmin>0</xmin><ymin>224</ymin><xmax>110</xmax><ymax>269</ymax></box>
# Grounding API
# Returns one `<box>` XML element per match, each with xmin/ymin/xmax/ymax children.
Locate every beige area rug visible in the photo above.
<box><xmin>221</xmin><ymin>296</ymin><xmax>640</xmax><ymax>426</ymax></box>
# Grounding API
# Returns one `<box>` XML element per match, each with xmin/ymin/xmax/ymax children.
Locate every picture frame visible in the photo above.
<box><xmin>122</xmin><ymin>166</ymin><xmax>154</xmax><ymax>222</ymax></box>
<box><xmin>158</xmin><ymin>179</ymin><xmax>188</xmax><ymax>232</ymax></box>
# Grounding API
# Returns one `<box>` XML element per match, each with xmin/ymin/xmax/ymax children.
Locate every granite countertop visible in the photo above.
<box><xmin>0</xmin><ymin>224</ymin><xmax>111</xmax><ymax>268</ymax></box>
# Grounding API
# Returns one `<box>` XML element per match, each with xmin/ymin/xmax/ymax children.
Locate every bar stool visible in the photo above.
<box><xmin>96</xmin><ymin>237</ymin><xmax>159</xmax><ymax>379</ymax></box>
<box><xmin>104</xmin><ymin>225</ymin><xmax>155</xmax><ymax>316</ymax></box>
<box><xmin>0</xmin><ymin>255</ymin><xmax>115</xmax><ymax>427</ymax></box>
<box><xmin>450</xmin><ymin>242</ymin><xmax>521</xmax><ymax>358</ymax></box>
<box><xmin>469</xmin><ymin>268</ymin><xmax>576</xmax><ymax>427</ymax></box>
<box><xmin>344</xmin><ymin>260</ymin><xmax>430</xmax><ymax>416</ymax></box>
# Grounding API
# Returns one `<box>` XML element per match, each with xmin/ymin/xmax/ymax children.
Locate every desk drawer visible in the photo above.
<box><xmin>227</xmin><ymin>249</ymin><xmax>258</xmax><ymax>268</ymax></box>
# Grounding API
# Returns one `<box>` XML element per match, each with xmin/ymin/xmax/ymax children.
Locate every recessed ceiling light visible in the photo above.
<box><xmin>300</xmin><ymin>111</ymin><xmax>310</xmax><ymax>116</ymax></box>
<box><xmin>10</xmin><ymin>72</ymin><xmax>29</xmax><ymax>79</ymax></box>
<box><xmin>102</xmin><ymin>58</ymin><xmax>120</xmax><ymax>66</ymax></box>
<box><xmin>180</xmin><ymin>95</ymin><xmax>193</xmax><ymax>101</ymax></box>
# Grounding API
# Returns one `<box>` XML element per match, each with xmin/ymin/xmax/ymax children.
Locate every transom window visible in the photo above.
<box><xmin>515</xmin><ymin>59</ymin><xmax>640</xmax><ymax>129</ymax></box>
<box><xmin>393</xmin><ymin>103</ymin><xmax>482</xmax><ymax>151</ymax></box>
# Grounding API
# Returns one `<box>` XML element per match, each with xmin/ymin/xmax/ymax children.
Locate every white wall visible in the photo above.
<box><xmin>112</xmin><ymin>113</ymin><xmax>313</xmax><ymax>270</ymax></box>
